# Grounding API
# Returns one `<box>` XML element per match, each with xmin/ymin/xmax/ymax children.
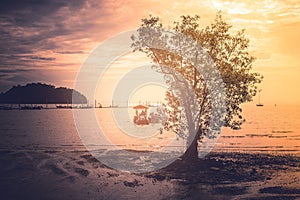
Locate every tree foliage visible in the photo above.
<box><xmin>131</xmin><ymin>13</ymin><xmax>263</xmax><ymax>159</ymax></box>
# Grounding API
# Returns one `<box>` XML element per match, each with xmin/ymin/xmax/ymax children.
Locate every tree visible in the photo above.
<box><xmin>131</xmin><ymin>12</ymin><xmax>263</xmax><ymax>162</ymax></box>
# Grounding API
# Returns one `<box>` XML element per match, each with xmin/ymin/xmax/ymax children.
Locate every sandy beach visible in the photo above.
<box><xmin>1</xmin><ymin>149</ymin><xmax>299</xmax><ymax>200</ymax></box>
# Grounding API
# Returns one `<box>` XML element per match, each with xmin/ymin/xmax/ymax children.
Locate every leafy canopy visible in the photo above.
<box><xmin>131</xmin><ymin>13</ymin><xmax>263</xmax><ymax>143</ymax></box>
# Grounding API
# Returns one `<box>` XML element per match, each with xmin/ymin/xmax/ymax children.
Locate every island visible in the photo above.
<box><xmin>0</xmin><ymin>83</ymin><xmax>87</xmax><ymax>106</ymax></box>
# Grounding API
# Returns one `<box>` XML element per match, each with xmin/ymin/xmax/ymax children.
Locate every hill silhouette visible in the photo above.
<box><xmin>0</xmin><ymin>83</ymin><xmax>87</xmax><ymax>104</ymax></box>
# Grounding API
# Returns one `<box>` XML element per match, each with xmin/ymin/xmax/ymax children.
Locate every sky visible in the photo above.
<box><xmin>0</xmin><ymin>0</ymin><xmax>299</xmax><ymax>105</ymax></box>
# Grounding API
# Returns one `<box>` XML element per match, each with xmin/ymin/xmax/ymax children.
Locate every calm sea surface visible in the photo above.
<box><xmin>0</xmin><ymin>104</ymin><xmax>299</xmax><ymax>155</ymax></box>
<box><xmin>216</xmin><ymin>104</ymin><xmax>300</xmax><ymax>154</ymax></box>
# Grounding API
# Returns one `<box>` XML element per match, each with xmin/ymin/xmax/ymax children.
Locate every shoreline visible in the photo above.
<box><xmin>1</xmin><ymin>149</ymin><xmax>299</xmax><ymax>199</ymax></box>
<box><xmin>1</xmin><ymin>145</ymin><xmax>299</xmax><ymax>156</ymax></box>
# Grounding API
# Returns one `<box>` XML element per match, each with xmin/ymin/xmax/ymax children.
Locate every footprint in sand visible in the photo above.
<box><xmin>43</xmin><ymin>162</ymin><xmax>68</xmax><ymax>176</ymax></box>
<box><xmin>74</xmin><ymin>167</ymin><xmax>89</xmax><ymax>177</ymax></box>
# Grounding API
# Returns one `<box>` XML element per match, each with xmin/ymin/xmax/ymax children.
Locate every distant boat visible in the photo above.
<box><xmin>133</xmin><ymin>104</ymin><xmax>150</xmax><ymax>125</ymax></box>
<box><xmin>256</xmin><ymin>92</ymin><xmax>264</xmax><ymax>107</ymax></box>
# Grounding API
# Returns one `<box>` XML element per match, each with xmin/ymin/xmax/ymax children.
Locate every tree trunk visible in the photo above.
<box><xmin>181</xmin><ymin>137</ymin><xmax>198</xmax><ymax>162</ymax></box>
<box><xmin>180</xmin><ymin>129</ymin><xmax>201</xmax><ymax>163</ymax></box>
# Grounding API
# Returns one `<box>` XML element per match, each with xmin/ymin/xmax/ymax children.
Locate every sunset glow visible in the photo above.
<box><xmin>0</xmin><ymin>0</ymin><xmax>299</xmax><ymax>104</ymax></box>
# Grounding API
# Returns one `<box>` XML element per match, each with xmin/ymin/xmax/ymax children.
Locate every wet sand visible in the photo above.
<box><xmin>0</xmin><ymin>149</ymin><xmax>299</xmax><ymax>200</ymax></box>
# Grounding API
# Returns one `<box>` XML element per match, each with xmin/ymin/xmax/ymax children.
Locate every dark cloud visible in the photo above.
<box><xmin>0</xmin><ymin>0</ymin><xmax>106</xmax><ymax>91</ymax></box>
<box><xmin>29</xmin><ymin>56</ymin><xmax>56</xmax><ymax>61</ymax></box>
<box><xmin>0</xmin><ymin>0</ymin><xmax>85</xmax><ymax>26</ymax></box>
<box><xmin>0</xmin><ymin>69</ymin><xmax>34</xmax><ymax>85</ymax></box>
<box><xmin>0</xmin><ymin>69</ymin><xmax>32</xmax><ymax>73</ymax></box>
<box><xmin>0</xmin><ymin>0</ymin><xmax>106</xmax><ymax>56</ymax></box>
<box><xmin>0</xmin><ymin>74</ymin><xmax>9</xmax><ymax>79</ymax></box>
<box><xmin>57</xmin><ymin>51</ymin><xmax>86</xmax><ymax>54</ymax></box>
<box><xmin>5</xmin><ymin>74</ymin><xmax>32</xmax><ymax>83</ymax></box>
<box><xmin>0</xmin><ymin>0</ymin><xmax>144</xmax><ymax>92</ymax></box>
<box><xmin>0</xmin><ymin>69</ymin><xmax>35</xmax><ymax>92</ymax></box>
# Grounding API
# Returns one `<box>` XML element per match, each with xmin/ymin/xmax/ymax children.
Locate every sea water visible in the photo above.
<box><xmin>215</xmin><ymin>104</ymin><xmax>300</xmax><ymax>155</ymax></box>
<box><xmin>0</xmin><ymin>104</ymin><xmax>299</xmax><ymax>155</ymax></box>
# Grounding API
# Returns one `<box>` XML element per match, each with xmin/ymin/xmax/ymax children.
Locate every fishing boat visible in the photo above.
<box><xmin>133</xmin><ymin>105</ymin><xmax>150</xmax><ymax>125</ymax></box>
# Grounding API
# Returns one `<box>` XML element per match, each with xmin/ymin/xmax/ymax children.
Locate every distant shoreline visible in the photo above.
<box><xmin>0</xmin><ymin>104</ymin><xmax>136</xmax><ymax>110</ymax></box>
